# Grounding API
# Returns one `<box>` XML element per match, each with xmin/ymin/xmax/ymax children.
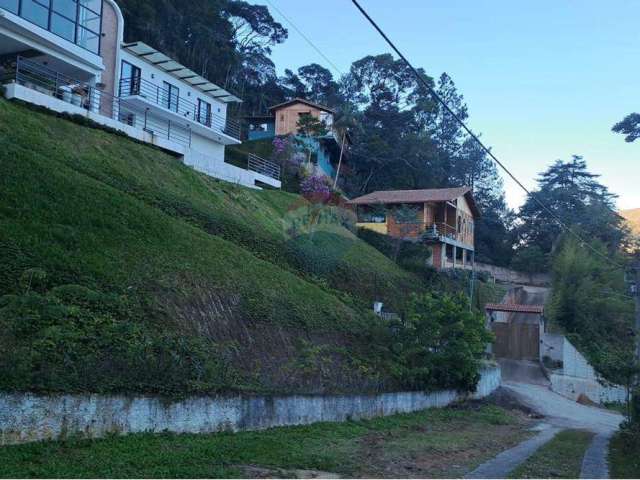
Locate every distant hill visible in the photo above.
<box><xmin>621</xmin><ymin>208</ymin><xmax>640</xmax><ymax>236</ymax></box>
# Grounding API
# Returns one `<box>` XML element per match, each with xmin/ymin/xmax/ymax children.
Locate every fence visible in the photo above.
<box><xmin>118</xmin><ymin>77</ymin><xmax>241</xmax><ymax>140</ymax></box>
<box><xmin>8</xmin><ymin>57</ymin><xmax>192</xmax><ymax>146</ymax></box>
<box><xmin>247</xmin><ymin>153</ymin><xmax>281</xmax><ymax>181</ymax></box>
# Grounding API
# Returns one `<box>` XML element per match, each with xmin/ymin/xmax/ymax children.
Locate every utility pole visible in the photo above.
<box><xmin>333</xmin><ymin>131</ymin><xmax>347</xmax><ymax>190</ymax></box>
<box><xmin>635</xmin><ymin>261</ymin><xmax>640</xmax><ymax>367</ymax></box>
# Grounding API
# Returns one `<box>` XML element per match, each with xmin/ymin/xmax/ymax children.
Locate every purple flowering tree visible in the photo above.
<box><xmin>300</xmin><ymin>175</ymin><xmax>332</xmax><ymax>204</ymax></box>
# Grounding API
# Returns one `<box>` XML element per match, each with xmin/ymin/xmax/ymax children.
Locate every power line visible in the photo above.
<box><xmin>265</xmin><ymin>0</ymin><xmax>345</xmax><ymax>77</ymax></box>
<box><xmin>349</xmin><ymin>0</ymin><xmax>627</xmax><ymax>271</ymax></box>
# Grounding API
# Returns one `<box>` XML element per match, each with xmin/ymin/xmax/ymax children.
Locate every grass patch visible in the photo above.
<box><xmin>510</xmin><ymin>429</ymin><xmax>594</xmax><ymax>479</ymax></box>
<box><xmin>0</xmin><ymin>403</ymin><xmax>530</xmax><ymax>479</ymax></box>
<box><xmin>609</xmin><ymin>428</ymin><xmax>640</xmax><ymax>479</ymax></box>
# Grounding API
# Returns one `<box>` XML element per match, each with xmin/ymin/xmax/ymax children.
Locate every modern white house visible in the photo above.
<box><xmin>0</xmin><ymin>0</ymin><xmax>281</xmax><ymax>188</ymax></box>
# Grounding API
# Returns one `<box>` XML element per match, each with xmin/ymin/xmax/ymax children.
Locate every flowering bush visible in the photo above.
<box><xmin>300</xmin><ymin>175</ymin><xmax>332</xmax><ymax>204</ymax></box>
<box><xmin>272</xmin><ymin>135</ymin><xmax>290</xmax><ymax>155</ymax></box>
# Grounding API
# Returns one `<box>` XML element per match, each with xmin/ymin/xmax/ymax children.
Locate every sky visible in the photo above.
<box><xmin>253</xmin><ymin>0</ymin><xmax>639</xmax><ymax>211</ymax></box>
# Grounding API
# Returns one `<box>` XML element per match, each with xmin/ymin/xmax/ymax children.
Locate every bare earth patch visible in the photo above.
<box><xmin>354</xmin><ymin>403</ymin><xmax>535</xmax><ymax>478</ymax></box>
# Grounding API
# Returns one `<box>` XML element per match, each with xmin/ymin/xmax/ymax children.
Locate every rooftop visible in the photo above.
<box><xmin>485</xmin><ymin>303</ymin><xmax>545</xmax><ymax>314</ymax></box>
<box><xmin>347</xmin><ymin>187</ymin><xmax>480</xmax><ymax>217</ymax></box>
<box><xmin>269</xmin><ymin>98</ymin><xmax>334</xmax><ymax>114</ymax></box>
<box><xmin>122</xmin><ymin>42</ymin><xmax>241</xmax><ymax>103</ymax></box>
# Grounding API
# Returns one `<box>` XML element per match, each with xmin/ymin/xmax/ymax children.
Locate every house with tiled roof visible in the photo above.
<box><xmin>348</xmin><ymin>187</ymin><xmax>480</xmax><ymax>270</ymax></box>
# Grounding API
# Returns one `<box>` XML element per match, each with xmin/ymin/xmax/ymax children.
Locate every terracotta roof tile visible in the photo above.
<box><xmin>348</xmin><ymin>187</ymin><xmax>471</xmax><ymax>205</ymax></box>
<box><xmin>485</xmin><ymin>303</ymin><xmax>545</xmax><ymax>314</ymax></box>
<box><xmin>347</xmin><ymin>187</ymin><xmax>481</xmax><ymax>218</ymax></box>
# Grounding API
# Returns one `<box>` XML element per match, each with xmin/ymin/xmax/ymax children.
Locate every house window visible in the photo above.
<box><xmin>197</xmin><ymin>99</ymin><xmax>211</xmax><ymax>127</ymax></box>
<box><xmin>162</xmin><ymin>81</ymin><xmax>179</xmax><ymax>112</ymax></box>
<box><xmin>21</xmin><ymin>0</ymin><xmax>49</xmax><ymax>28</ymax></box>
<box><xmin>0</xmin><ymin>0</ymin><xmax>20</xmax><ymax>14</ymax></box>
<box><xmin>120</xmin><ymin>61</ymin><xmax>141</xmax><ymax>96</ymax></box>
<box><xmin>9</xmin><ymin>0</ymin><xmax>103</xmax><ymax>54</ymax></box>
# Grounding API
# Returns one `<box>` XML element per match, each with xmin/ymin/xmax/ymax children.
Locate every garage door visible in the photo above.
<box><xmin>492</xmin><ymin>322</ymin><xmax>540</xmax><ymax>361</ymax></box>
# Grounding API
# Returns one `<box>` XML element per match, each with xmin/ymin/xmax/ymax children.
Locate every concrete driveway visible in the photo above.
<box><xmin>502</xmin><ymin>381</ymin><xmax>623</xmax><ymax>434</ymax></box>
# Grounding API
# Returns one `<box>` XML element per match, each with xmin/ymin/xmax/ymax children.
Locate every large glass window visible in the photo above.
<box><xmin>4</xmin><ymin>0</ymin><xmax>103</xmax><ymax>54</ymax></box>
<box><xmin>120</xmin><ymin>61</ymin><xmax>141</xmax><ymax>96</ymax></box>
<box><xmin>162</xmin><ymin>82</ymin><xmax>179</xmax><ymax>112</ymax></box>
<box><xmin>197</xmin><ymin>99</ymin><xmax>211</xmax><ymax>126</ymax></box>
<box><xmin>0</xmin><ymin>0</ymin><xmax>20</xmax><ymax>14</ymax></box>
<box><xmin>22</xmin><ymin>0</ymin><xmax>50</xmax><ymax>28</ymax></box>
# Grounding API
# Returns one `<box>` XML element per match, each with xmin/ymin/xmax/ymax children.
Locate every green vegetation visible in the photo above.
<box><xmin>0</xmin><ymin>99</ymin><xmax>492</xmax><ymax>396</ymax></box>
<box><xmin>609</xmin><ymin>427</ymin><xmax>640</xmax><ymax>479</ymax></box>
<box><xmin>391</xmin><ymin>293</ymin><xmax>493</xmax><ymax>391</ymax></box>
<box><xmin>0</xmin><ymin>403</ymin><xmax>530</xmax><ymax>479</ymax></box>
<box><xmin>546</xmin><ymin>237</ymin><xmax>636</xmax><ymax>385</ymax></box>
<box><xmin>510</xmin><ymin>430</ymin><xmax>594</xmax><ymax>479</ymax></box>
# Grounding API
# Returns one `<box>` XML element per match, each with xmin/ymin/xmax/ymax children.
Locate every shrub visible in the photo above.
<box><xmin>0</xmin><ymin>287</ymin><xmax>234</xmax><ymax>395</ymax></box>
<box><xmin>389</xmin><ymin>292</ymin><xmax>494</xmax><ymax>392</ymax></box>
<box><xmin>300</xmin><ymin>175</ymin><xmax>332</xmax><ymax>204</ymax></box>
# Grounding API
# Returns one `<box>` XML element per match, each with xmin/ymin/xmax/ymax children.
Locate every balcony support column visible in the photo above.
<box><xmin>453</xmin><ymin>245</ymin><xmax>457</xmax><ymax>269</ymax></box>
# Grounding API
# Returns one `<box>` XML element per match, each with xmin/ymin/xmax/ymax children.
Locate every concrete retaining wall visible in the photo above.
<box><xmin>0</xmin><ymin>367</ymin><xmax>501</xmax><ymax>446</ymax></box>
<box><xmin>549</xmin><ymin>374</ymin><xmax>627</xmax><ymax>404</ymax></box>
<box><xmin>541</xmin><ymin>333</ymin><xmax>628</xmax><ymax>404</ymax></box>
<box><xmin>475</xmin><ymin>262</ymin><xmax>551</xmax><ymax>287</ymax></box>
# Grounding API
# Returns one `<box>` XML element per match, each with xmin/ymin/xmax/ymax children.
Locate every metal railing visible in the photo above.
<box><xmin>247</xmin><ymin>153</ymin><xmax>281</xmax><ymax>181</ymax></box>
<box><xmin>119</xmin><ymin>77</ymin><xmax>241</xmax><ymax>140</ymax></box>
<box><xmin>390</xmin><ymin>221</ymin><xmax>467</xmax><ymax>243</ymax></box>
<box><xmin>8</xmin><ymin>57</ymin><xmax>192</xmax><ymax>146</ymax></box>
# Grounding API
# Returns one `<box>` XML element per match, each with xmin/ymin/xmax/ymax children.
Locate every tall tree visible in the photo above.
<box><xmin>515</xmin><ymin>156</ymin><xmax>625</xmax><ymax>269</ymax></box>
<box><xmin>612</xmin><ymin>113</ymin><xmax>640</xmax><ymax>143</ymax></box>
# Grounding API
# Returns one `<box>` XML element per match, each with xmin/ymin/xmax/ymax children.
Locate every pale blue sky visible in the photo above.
<box><xmin>255</xmin><ymin>0</ymin><xmax>639</xmax><ymax>210</ymax></box>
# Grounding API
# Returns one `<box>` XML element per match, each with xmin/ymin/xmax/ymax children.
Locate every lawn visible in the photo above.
<box><xmin>0</xmin><ymin>402</ymin><xmax>533</xmax><ymax>479</ymax></box>
<box><xmin>510</xmin><ymin>429</ymin><xmax>594</xmax><ymax>479</ymax></box>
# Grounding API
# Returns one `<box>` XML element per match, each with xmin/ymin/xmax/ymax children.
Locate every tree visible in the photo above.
<box><xmin>613</xmin><ymin>113</ymin><xmax>640</xmax><ymax>143</ymax></box>
<box><xmin>547</xmin><ymin>236</ymin><xmax>636</xmax><ymax>386</ymax></box>
<box><xmin>295</xmin><ymin>114</ymin><xmax>328</xmax><ymax>166</ymax></box>
<box><xmin>514</xmin><ymin>156</ymin><xmax>625</xmax><ymax>269</ymax></box>
<box><xmin>390</xmin><ymin>292</ymin><xmax>493</xmax><ymax>392</ymax></box>
<box><xmin>115</xmin><ymin>0</ymin><xmax>289</xmax><ymax>116</ymax></box>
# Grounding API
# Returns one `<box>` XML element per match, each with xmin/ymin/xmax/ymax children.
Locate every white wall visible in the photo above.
<box><xmin>541</xmin><ymin>332</ymin><xmax>628</xmax><ymax>404</ymax></box>
<box><xmin>118</xmin><ymin>50</ymin><xmax>228</xmax><ymax>121</ymax></box>
<box><xmin>5</xmin><ymin>84</ymin><xmax>186</xmax><ymax>156</ymax></box>
<box><xmin>0</xmin><ymin>367</ymin><xmax>500</xmax><ymax>446</ymax></box>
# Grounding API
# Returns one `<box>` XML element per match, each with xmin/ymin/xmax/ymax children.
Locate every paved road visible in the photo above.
<box><xmin>466</xmin><ymin>425</ymin><xmax>562</xmax><ymax>479</ymax></box>
<box><xmin>503</xmin><ymin>382</ymin><xmax>623</xmax><ymax>434</ymax></box>
<box><xmin>474</xmin><ymin>285</ymin><xmax>623</xmax><ymax>478</ymax></box>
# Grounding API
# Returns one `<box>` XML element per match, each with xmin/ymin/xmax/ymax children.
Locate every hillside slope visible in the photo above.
<box><xmin>0</xmin><ymin>99</ymin><xmax>435</xmax><ymax>395</ymax></box>
<box><xmin>621</xmin><ymin>208</ymin><xmax>640</xmax><ymax>237</ymax></box>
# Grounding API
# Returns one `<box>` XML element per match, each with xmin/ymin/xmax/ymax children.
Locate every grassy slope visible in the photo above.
<box><xmin>0</xmin><ymin>99</ymin><xmax>426</xmax><ymax>394</ymax></box>
<box><xmin>0</xmin><ymin>403</ymin><xmax>530</xmax><ymax>478</ymax></box>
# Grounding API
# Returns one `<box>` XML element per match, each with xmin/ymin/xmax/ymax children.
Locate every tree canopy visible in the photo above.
<box><xmin>514</xmin><ymin>156</ymin><xmax>626</xmax><ymax>270</ymax></box>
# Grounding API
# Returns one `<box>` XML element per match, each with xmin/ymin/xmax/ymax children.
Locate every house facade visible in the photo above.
<box><xmin>0</xmin><ymin>0</ymin><xmax>280</xmax><ymax>189</ymax></box>
<box><xmin>246</xmin><ymin>98</ymin><xmax>348</xmax><ymax>180</ymax></box>
<box><xmin>348</xmin><ymin>187</ymin><xmax>480</xmax><ymax>270</ymax></box>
